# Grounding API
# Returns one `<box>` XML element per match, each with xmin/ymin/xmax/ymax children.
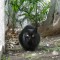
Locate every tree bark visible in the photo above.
<box><xmin>38</xmin><ymin>0</ymin><xmax>60</xmax><ymax>37</ymax></box>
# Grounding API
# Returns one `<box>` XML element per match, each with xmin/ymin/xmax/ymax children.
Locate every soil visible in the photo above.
<box><xmin>4</xmin><ymin>32</ymin><xmax>60</xmax><ymax>60</ymax></box>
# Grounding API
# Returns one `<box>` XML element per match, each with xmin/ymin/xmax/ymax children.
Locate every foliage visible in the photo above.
<box><xmin>1</xmin><ymin>55</ymin><xmax>10</xmax><ymax>60</ymax></box>
<box><xmin>16</xmin><ymin>0</ymin><xmax>50</xmax><ymax>25</ymax></box>
<box><xmin>5</xmin><ymin>0</ymin><xmax>50</xmax><ymax>28</ymax></box>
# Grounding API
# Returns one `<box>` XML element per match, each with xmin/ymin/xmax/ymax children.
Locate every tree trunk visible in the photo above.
<box><xmin>38</xmin><ymin>0</ymin><xmax>60</xmax><ymax>37</ymax></box>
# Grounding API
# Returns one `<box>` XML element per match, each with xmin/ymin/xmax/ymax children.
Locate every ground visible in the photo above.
<box><xmin>2</xmin><ymin>32</ymin><xmax>60</xmax><ymax>60</ymax></box>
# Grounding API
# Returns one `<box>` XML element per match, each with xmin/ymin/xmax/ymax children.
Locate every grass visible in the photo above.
<box><xmin>1</xmin><ymin>55</ymin><xmax>10</xmax><ymax>60</ymax></box>
<box><xmin>39</xmin><ymin>46</ymin><xmax>60</xmax><ymax>52</ymax></box>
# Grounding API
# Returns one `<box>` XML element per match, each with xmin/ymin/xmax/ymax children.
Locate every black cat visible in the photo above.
<box><xmin>19</xmin><ymin>25</ymin><xmax>40</xmax><ymax>51</ymax></box>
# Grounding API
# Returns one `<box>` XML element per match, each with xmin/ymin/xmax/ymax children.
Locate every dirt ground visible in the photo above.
<box><xmin>3</xmin><ymin>34</ymin><xmax>60</xmax><ymax>60</ymax></box>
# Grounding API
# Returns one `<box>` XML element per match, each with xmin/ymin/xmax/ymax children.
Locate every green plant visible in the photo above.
<box><xmin>5</xmin><ymin>0</ymin><xmax>50</xmax><ymax>29</ymax></box>
<box><xmin>17</xmin><ymin>0</ymin><xmax>50</xmax><ymax>26</ymax></box>
<box><xmin>5</xmin><ymin>0</ymin><xmax>21</xmax><ymax>33</ymax></box>
<box><xmin>1</xmin><ymin>55</ymin><xmax>10</xmax><ymax>60</ymax></box>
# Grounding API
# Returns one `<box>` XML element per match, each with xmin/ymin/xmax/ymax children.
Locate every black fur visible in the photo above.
<box><xmin>19</xmin><ymin>25</ymin><xmax>40</xmax><ymax>51</ymax></box>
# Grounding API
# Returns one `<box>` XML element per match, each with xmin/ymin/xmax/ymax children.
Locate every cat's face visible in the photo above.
<box><xmin>22</xmin><ymin>29</ymin><xmax>35</xmax><ymax>42</ymax></box>
<box><xmin>27</xmin><ymin>28</ymin><xmax>35</xmax><ymax>38</ymax></box>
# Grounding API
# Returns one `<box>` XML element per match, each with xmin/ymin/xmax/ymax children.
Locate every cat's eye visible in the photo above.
<box><xmin>32</xmin><ymin>34</ymin><xmax>35</xmax><ymax>37</ymax></box>
<box><xmin>26</xmin><ymin>34</ymin><xmax>29</xmax><ymax>37</ymax></box>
